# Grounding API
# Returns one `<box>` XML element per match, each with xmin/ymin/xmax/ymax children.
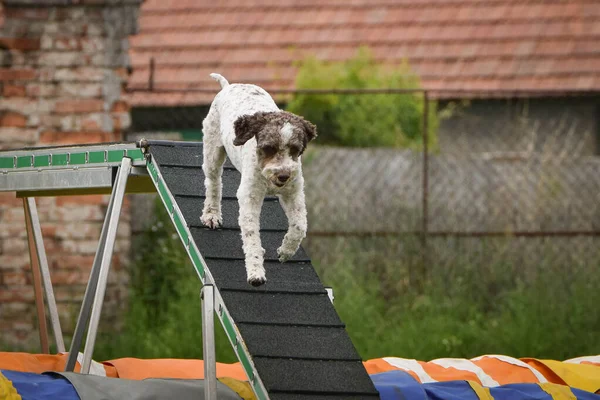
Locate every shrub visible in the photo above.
<box><xmin>286</xmin><ymin>47</ymin><xmax>438</xmax><ymax>150</ymax></box>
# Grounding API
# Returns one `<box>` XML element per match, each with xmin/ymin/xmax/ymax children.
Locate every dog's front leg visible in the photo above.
<box><xmin>277</xmin><ymin>179</ymin><xmax>307</xmax><ymax>263</ymax></box>
<box><xmin>201</xmin><ymin>146</ymin><xmax>226</xmax><ymax>229</ymax></box>
<box><xmin>238</xmin><ymin>179</ymin><xmax>267</xmax><ymax>286</ymax></box>
<box><xmin>201</xmin><ymin>104</ymin><xmax>226</xmax><ymax>229</ymax></box>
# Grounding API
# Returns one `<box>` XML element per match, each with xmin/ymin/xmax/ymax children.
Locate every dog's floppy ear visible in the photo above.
<box><xmin>302</xmin><ymin>119</ymin><xmax>317</xmax><ymax>143</ymax></box>
<box><xmin>297</xmin><ymin>118</ymin><xmax>317</xmax><ymax>152</ymax></box>
<box><xmin>233</xmin><ymin>112</ymin><xmax>269</xmax><ymax>146</ymax></box>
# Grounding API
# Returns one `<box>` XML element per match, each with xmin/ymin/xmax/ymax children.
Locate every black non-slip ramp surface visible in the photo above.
<box><xmin>147</xmin><ymin>142</ymin><xmax>380</xmax><ymax>399</ymax></box>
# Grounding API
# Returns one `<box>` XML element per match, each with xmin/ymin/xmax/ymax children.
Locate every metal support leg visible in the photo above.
<box><xmin>24</xmin><ymin>198</ymin><xmax>50</xmax><ymax>354</ymax></box>
<box><xmin>201</xmin><ymin>284</ymin><xmax>217</xmax><ymax>400</ymax></box>
<box><xmin>23</xmin><ymin>197</ymin><xmax>65</xmax><ymax>353</ymax></box>
<box><xmin>69</xmin><ymin>158</ymin><xmax>131</xmax><ymax>374</ymax></box>
<box><xmin>65</xmin><ymin>170</ymin><xmax>120</xmax><ymax>372</ymax></box>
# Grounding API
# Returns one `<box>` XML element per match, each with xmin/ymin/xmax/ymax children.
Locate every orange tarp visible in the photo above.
<box><xmin>104</xmin><ymin>358</ymin><xmax>248</xmax><ymax>381</ymax></box>
<box><xmin>1</xmin><ymin>351</ymin><xmax>598</xmax><ymax>394</ymax></box>
<box><xmin>0</xmin><ymin>352</ymin><xmax>117</xmax><ymax>378</ymax></box>
<box><xmin>364</xmin><ymin>355</ymin><xmax>600</xmax><ymax>393</ymax></box>
<box><xmin>472</xmin><ymin>357</ymin><xmax>541</xmax><ymax>385</ymax></box>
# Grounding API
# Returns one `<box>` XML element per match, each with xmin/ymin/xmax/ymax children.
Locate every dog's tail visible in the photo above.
<box><xmin>209</xmin><ymin>73</ymin><xmax>230</xmax><ymax>89</ymax></box>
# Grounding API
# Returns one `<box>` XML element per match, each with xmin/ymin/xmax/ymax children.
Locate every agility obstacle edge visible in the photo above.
<box><xmin>0</xmin><ymin>141</ymin><xmax>379</xmax><ymax>400</ymax></box>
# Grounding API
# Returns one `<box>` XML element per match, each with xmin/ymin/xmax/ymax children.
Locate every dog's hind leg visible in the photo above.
<box><xmin>201</xmin><ymin>105</ymin><xmax>226</xmax><ymax>229</ymax></box>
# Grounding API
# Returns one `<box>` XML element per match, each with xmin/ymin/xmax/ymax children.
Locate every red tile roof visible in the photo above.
<box><xmin>127</xmin><ymin>0</ymin><xmax>600</xmax><ymax>105</ymax></box>
<box><xmin>3</xmin><ymin>1</ymin><xmax>600</xmax><ymax>105</ymax></box>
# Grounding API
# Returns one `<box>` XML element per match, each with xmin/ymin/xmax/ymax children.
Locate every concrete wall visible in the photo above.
<box><xmin>437</xmin><ymin>97</ymin><xmax>599</xmax><ymax>156</ymax></box>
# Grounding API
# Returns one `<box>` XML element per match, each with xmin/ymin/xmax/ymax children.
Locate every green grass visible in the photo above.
<box><xmin>94</xmin><ymin>199</ymin><xmax>236</xmax><ymax>362</ymax></box>
<box><xmin>327</xmin><ymin>263</ymin><xmax>599</xmax><ymax>361</ymax></box>
<box><xmin>93</xmin><ymin>199</ymin><xmax>600</xmax><ymax>363</ymax></box>
<box><xmin>94</xmin><ymin>275</ymin><xmax>236</xmax><ymax>362</ymax></box>
<box><xmin>317</xmin><ymin>237</ymin><xmax>600</xmax><ymax>361</ymax></box>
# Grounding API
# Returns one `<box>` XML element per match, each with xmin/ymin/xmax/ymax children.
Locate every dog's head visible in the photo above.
<box><xmin>233</xmin><ymin>111</ymin><xmax>317</xmax><ymax>188</ymax></box>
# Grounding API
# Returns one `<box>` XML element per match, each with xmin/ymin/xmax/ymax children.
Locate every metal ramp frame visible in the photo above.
<box><xmin>0</xmin><ymin>141</ymin><xmax>380</xmax><ymax>400</ymax></box>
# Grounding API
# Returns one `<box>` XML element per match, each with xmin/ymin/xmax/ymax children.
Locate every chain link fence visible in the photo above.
<box><xmin>126</xmin><ymin>87</ymin><xmax>600</xmax><ymax>296</ymax></box>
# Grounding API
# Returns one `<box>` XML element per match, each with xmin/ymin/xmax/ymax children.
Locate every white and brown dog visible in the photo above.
<box><xmin>201</xmin><ymin>73</ymin><xmax>317</xmax><ymax>286</ymax></box>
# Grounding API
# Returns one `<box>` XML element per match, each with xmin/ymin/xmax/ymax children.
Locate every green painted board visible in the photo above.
<box><xmin>221</xmin><ymin>313</ymin><xmax>236</xmax><ymax>343</ymax></box>
<box><xmin>33</xmin><ymin>155</ymin><xmax>50</xmax><ymax>168</ymax></box>
<box><xmin>221</xmin><ymin>314</ymin><xmax>254</xmax><ymax>380</ymax></box>
<box><xmin>237</xmin><ymin>343</ymin><xmax>255</xmax><ymax>382</ymax></box>
<box><xmin>173</xmin><ymin>212</ymin><xmax>189</xmax><ymax>246</ymax></box>
<box><xmin>107</xmin><ymin>150</ymin><xmax>125</xmax><ymax>163</ymax></box>
<box><xmin>0</xmin><ymin>157</ymin><xmax>14</xmax><ymax>169</ymax></box>
<box><xmin>189</xmin><ymin>247</ymin><xmax>205</xmax><ymax>279</ymax></box>
<box><xmin>157</xmin><ymin>179</ymin><xmax>173</xmax><ymax>213</ymax></box>
<box><xmin>16</xmin><ymin>156</ymin><xmax>32</xmax><ymax>168</ymax></box>
<box><xmin>147</xmin><ymin>162</ymin><xmax>158</xmax><ymax>180</ymax></box>
<box><xmin>88</xmin><ymin>151</ymin><xmax>105</xmax><ymax>164</ymax></box>
<box><xmin>70</xmin><ymin>153</ymin><xmax>86</xmax><ymax>165</ymax></box>
<box><xmin>52</xmin><ymin>154</ymin><xmax>68</xmax><ymax>166</ymax></box>
<box><xmin>126</xmin><ymin>148</ymin><xmax>144</xmax><ymax>160</ymax></box>
<box><xmin>253</xmin><ymin>382</ymin><xmax>267</xmax><ymax>400</ymax></box>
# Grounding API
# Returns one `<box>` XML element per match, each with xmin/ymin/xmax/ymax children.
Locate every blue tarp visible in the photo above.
<box><xmin>371</xmin><ymin>370</ymin><xmax>600</xmax><ymax>400</ymax></box>
<box><xmin>1</xmin><ymin>370</ymin><xmax>79</xmax><ymax>400</ymax></box>
<box><xmin>3</xmin><ymin>368</ymin><xmax>600</xmax><ymax>400</ymax></box>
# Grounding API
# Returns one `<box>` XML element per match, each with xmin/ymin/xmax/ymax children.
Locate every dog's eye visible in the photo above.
<box><xmin>289</xmin><ymin>146</ymin><xmax>301</xmax><ymax>157</ymax></box>
<box><xmin>260</xmin><ymin>145</ymin><xmax>277</xmax><ymax>157</ymax></box>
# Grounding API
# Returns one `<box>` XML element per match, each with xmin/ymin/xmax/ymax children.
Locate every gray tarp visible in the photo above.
<box><xmin>48</xmin><ymin>372</ymin><xmax>242</xmax><ymax>400</ymax></box>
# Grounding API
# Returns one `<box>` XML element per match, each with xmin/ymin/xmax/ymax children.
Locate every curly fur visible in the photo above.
<box><xmin>201</xmin><ymin>73</ymin><xmax>317</xmax><ymax>286</ymax></box>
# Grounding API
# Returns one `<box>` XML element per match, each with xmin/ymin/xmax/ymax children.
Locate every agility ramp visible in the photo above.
<box><xmin>0</xmin><ymin>141</ymin><xmax>380</xmax><ymax>400</ymax></box>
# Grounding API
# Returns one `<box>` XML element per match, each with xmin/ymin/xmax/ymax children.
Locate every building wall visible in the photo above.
<box><xmin>0</xmin><ymin>0</ymin><xmax>142</xmax><ymax>350</ymax></box>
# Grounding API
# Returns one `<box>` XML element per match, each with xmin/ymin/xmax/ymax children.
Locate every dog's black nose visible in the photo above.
<box><xmin>278</xmin><ymin>173</ymin><xmax>290</xmax><ymax>183</ymax></box>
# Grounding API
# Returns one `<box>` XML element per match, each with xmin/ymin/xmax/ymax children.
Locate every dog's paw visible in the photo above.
<box><xmin>248</xmin><ymin>275</ymin><xmax>267</xmax><ymax>287</ymax></box>
<box><xmin>247</xmin><ymin>269</ymin><xmax>267</xmax><ymax>287</ymax></box>
<box><xmin>277</xmin><ymin>245</ymin><xmax>295</xmax><ymax>263</ymax></box>
<box><xmin>200</xmin><ymin>212</ymin><xmax>222</xmax><ymax>229</ymax></box>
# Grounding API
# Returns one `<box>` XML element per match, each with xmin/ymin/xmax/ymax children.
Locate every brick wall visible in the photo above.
<box><xmin>0</xmin><ymin>0</ymin><xmax>142</xmax><ymax>350</ymax></box>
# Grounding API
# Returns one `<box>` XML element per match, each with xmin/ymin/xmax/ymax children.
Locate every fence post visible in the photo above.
<box><xmin>419</xmin><ymin>90</ymin><xmax>430</xmax><ymax>290</ymax></box>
